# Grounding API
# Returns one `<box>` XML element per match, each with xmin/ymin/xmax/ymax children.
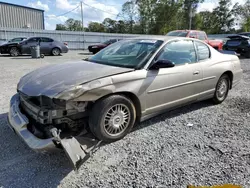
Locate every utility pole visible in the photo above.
<box><xmin>80</xmin><ymin>1</ymin><xmax>84</xmax><ymax>31</ymax></box>
<box><xmin>80</xmin><ymin>1</ymin><xmax>85</xmax><ymax>50</ymax></box>
<box><xmin>189</xmin><ymin>5</ymin><xmax>192</xmax><ymax>30</ymax></box>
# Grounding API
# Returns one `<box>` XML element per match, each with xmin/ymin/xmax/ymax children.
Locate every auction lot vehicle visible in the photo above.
<box><xmin>0</xmin><ymin>37</ymin><xmax>68</xmax><ymax>56</ymax></box>
<box><xmin>88</xmin><ymin>39</ymin><xmax>121</xmax><ymax>54</ymax></box>
<box><xmin>167</xmin><ymin>30</ymin><xmax>223</xmax><ymax>50</ymax></box>
<box><xmin>223</xmin><ymin>35</ymin><xmax>250</xmax><ymax>58</ymax></box>
<box><xmin>8</xmin><ymin>36</ymin><xmax>242</xmax><ymax>169</ymax></box>
<box><xmin>0</xmin><ymin>37</ymin><xmax>27</xmax><ymax>47</ymax></box>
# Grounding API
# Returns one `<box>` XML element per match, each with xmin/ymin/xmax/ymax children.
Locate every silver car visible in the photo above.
<box><xmin>8</xmin><ymin>36</ymin><xmax>242</xmax><ymax>168</ymax></box>
<box><xmin>0</xmin><ymin>37</ymin><xmax>69</xmax><ymax>56</ymax></box>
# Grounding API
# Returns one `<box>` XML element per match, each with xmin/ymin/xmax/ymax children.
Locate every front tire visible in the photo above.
<box><xmin>213</xmin><ymin>74</ymin><xmax>230</xmax><ymax>104</ymax></box>
<box><xmin>9</xmin><ymin>47</ymin><xmax>19</xmax><ymax>57</ymax></box>
<box><xmin>89</xmin><ymin>95</ymin><xmax>136</xmax><ymax>142</ymax></box>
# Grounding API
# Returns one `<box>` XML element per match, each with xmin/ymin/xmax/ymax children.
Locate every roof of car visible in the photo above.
<box><xmin>126</xmin><ymin>36</ymin><xmax>191</xmax><ymax>42</ymax></box>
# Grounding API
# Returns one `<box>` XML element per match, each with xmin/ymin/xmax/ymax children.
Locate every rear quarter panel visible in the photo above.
<box><xmin>201</xmin><ymin>47</ymin><xmax>239</xmax><ymax>94</ymax></box>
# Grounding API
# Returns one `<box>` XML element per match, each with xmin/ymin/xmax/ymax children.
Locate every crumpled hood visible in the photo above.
<box><xmin>17</xmin><ymin>61</ymin><xmax>133</xmax><ymax>97</ymax></box>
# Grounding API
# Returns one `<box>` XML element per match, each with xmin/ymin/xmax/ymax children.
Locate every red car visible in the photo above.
<box><xmin>167</xmin><ymin>30</ymin><xmax>223</xmax><ymax>50</ymax></box>
<box><xmin>88</xmin><ymin>39</ymin><xmax>121</xmax><ymax>54</ymax></box>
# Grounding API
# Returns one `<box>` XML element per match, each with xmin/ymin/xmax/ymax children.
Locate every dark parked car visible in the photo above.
<box><xmin>88</xmin><ymin>39</ymin><xmax>121</xmax><ymax>54</ymax></box>
<box><xmin>239</xmin><ymin>32</ymin><xmax>250</xmax><ymax>37</ymax></box>
<box><xmin>0</xmin><ymin>37</ymin><xmax>69</xmax><ymax>56</ymax></box>
<box><xmin>223</xmin><ymin>35</ymin><xmax>250</xmax><ymax>57</ymax></box>
<box><xmin>0</xmin><ymin>37</ymin><xmax>27</xmax><ymax>46</ymax></box>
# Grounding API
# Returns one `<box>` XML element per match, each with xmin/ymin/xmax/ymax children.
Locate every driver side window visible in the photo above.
<box><xmin>156</xmin><ymin>40</ymin><xmax>197</xmax><ymax>66</ymax></box>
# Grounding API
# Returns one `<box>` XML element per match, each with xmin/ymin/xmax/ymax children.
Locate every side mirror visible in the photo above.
<box><xmin>150</xmin><ymin>59</ymin><xmax>175</xmax><ymax>70</ymax></box>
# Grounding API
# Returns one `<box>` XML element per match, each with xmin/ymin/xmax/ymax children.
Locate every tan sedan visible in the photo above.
<box><xmin>8</xmin><ymin>36</ymin><xmax>242</xmax><ymax>167</ymax></box>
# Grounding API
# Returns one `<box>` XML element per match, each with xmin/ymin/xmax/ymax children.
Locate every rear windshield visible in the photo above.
<box><xmin>166</xmin><ymin>31</ymin><xmax>188</xmax><ymax>37</ymax></box>
<box><xmin>226</xmin><ymin>40</ymin><xmax>243</xmax><ymax>46</ymax></box>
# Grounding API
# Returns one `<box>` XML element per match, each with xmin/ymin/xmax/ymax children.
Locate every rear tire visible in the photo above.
<box><xmin>213</xmin><ymin>74</ymin><xmax>230</xmax><ymax>104</ymax></box>
<box><xmin>51</xmin><ymin>48</ymin><xmax>61</xmax><ymax>56</ymax></box>
<box><xmin>89</xmin><ymin>95</ymin><xmax>136</xmax><ymax>142</ymax></box>
<box><xmin>245</xmin><ymin>52</ymin><xmax>250</xmax><ymax>58</ymax></box>
<box><xmin>9</xmin><ymin>47</ymin><xmax>19</xmax><ymax>57</ymax></box>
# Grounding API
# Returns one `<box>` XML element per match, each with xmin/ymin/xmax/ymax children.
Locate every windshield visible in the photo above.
<box><xmin>166</xmin><ymin>31</ymin><xmax>188</xmax><ymax>37</ymax></box>
<box><xmin>9</xmin><ymin>38</ymin><xmax>25</xmax><ymax>42</ymax></box>
<box><xmin>103</xmin><ymin>40</ymin><xmax>112</xmax><ymax>44</ymax></box>
<box><xmin>88</xmin><ymin>39</ymin><xmax>164</xmax><ymax>69</ymax></box>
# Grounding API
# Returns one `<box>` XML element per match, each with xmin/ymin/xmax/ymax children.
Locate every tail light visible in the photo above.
<box><xmin>64</xmin><ymin>42</ymin><xmax>68</xmax><ymax>46</ymax></box>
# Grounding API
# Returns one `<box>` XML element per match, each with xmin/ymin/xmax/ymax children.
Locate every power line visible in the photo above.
<box><xmin>45</xmin><ymin>5</ymin><xmax>80</xmax><ymax>18</ymax></box>
<box><xmin>82</xmin><ymin>1</ymin><xmax>118</xmax><ymax>16</ymax></box>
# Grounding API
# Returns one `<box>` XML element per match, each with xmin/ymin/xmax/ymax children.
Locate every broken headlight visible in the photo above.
<box><xmin>56</xmin><ymin>80</ymin><xmax>102</xmax><ymax>100</ymax></box>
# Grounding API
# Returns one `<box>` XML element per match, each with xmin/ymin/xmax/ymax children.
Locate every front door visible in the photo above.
<box><xmin>144</xmin><ymin>39</ymin><xmax>202</xmax><ymax>115</ymax></box>
<box><xmin>21</xmin><ymin>37</ymin><xmax>40</xmax><ymax>54</ymax></box>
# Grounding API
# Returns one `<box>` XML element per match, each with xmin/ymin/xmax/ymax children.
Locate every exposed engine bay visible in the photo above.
<box><xmin>19</xmin><ymin>91</ymin><xmax>91</xmax><ymax>139</ymax></box>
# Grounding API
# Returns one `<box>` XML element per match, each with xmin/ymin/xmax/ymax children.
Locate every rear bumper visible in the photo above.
<box><xmin>61</xmin><ymin>46</ymin><xmax>69</xmax><ymax>53</ymax></box>
<box><xmin>7</xmin><ymin>94</ymin><xmax>57</xmax><ymax>152</ymax></box>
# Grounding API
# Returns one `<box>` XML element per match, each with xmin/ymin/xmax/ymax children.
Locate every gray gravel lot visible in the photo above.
<box><xmin>0</xmin><ymin>51</ymin><xmax>249</xmax><ymax>188</ymax></box>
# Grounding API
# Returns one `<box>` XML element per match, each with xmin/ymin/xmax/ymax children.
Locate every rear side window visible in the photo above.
<box><xmin>41</xmin><ymin>38</ymin><xmax>53</xmax><ymax>42</ymax></box>
<box><xmin>197</xmin><ymin>32</ymin><xmax>206</xmax><ymax>40</ymax></box>
<box><xmin>109</xmin><ymin>39</ymin><xmax>117</xmax><ymax>43</ymax></box>
<box><xmin>189</xmin><ymin>32</ymin><xmax>197</xmax><ymax>38</ymax></box>
<box><xmin>195</xmin><ymin>41</ymin><xmax>210</xmax><ymax>61</ymax></box>
<box><xmin>28</xmin><ymin>38</ymin><xmax>40</xmax><ymax>43</ymax></box>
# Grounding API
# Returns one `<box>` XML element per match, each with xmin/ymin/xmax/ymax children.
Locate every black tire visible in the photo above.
<box><xmin>245</xmin><ymin>52</ymin><xmax>250</xmax><ymax>58</ymax></box>
<box><xmin>9</xmin><ymin>47</ymin><xmax>19</xmax><ymax>57</ymax></box>
<box><xmin>213</xmin><ymin>74</ymin><xmax>230</xmax><ymax>104</ymax></box>
<box><xmin>51</xmin><ymin>48</ymin><xmax>61</xmax><ymax>56</ymax></box>
<box><xmin>89</xmin><ymin>95</ymin><xmax>136</xmax><ymax>142</ymax></box>
<box><xmin>92</xmin><ymin>50</ymin><xmax>98</xmax><ymax>54</ymax></box>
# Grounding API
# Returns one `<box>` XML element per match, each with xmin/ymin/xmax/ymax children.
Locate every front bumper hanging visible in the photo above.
<box><xmin>8</xmin><ymin>93</ymin><xmax>101</xmax><ymax>170</ymax></box>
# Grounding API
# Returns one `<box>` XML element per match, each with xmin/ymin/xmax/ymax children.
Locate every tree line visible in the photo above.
<box><xmin>55</xmin><ymin>0</ymin><xmax>250</xmax><ymax>35</ymax></box>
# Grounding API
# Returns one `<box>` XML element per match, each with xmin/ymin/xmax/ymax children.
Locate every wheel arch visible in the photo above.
<box><xmin>94</xmin><ymin>91</ymin><xmax>142</xmax><ymax>122</ymax></box>
<box><xmin>52</xmin><ymin>46</ymin><xmax>62</xmax><ymax>52</ymax></box>
<box><xmin>222</xmin><ymin>71</ymin><xmax>233</xmax><ymax>89</ymax></box>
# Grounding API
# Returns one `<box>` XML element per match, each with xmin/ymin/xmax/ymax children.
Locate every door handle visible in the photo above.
<box><xmin>193</xmin><ymin>71</ymin><xmax>200</xmax><ymax>75</ymax></box>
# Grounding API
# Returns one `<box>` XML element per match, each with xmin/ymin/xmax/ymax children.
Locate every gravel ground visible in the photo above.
<box><xmin>0</xmin><ymin>52</ymin><xmax>249</xmax><ymax>188</ymax></box>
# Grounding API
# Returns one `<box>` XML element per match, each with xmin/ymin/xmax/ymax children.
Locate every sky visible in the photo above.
<box><xmin>0</xmin><ymin>0</ymin><xmax>246</xmax><ymax>30</ymax></box>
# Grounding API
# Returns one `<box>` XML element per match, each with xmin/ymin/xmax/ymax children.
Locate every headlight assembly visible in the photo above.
<box><xmin>56</xmin><ymin>80</ymin><xmax>102</xmax><ymax>100</ymax></box>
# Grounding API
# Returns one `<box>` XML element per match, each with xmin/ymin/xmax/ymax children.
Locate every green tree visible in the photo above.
<box><xmin>240</xmin><ymin>0</ymin><xmax>250</xmax><ymax>31</ymax></box>
<box><xmin>55</xmin><ymin>24</ymin><xmax>67</xmax><ymax>30</ymax></box>
<box><xmin>212</xmin><ymin>0</ymin><xmax>240</xmax><ymax>33</ymax></box>
<box><xmin>88</xmin><ymin>22</ymin><xmax>105</xmax><ymax>32</ymax></box>
<box><xmin>136</xmin><ymin>0</ymin><xmax>157</xmax><ymax>34</ymax></box>
<box><xmin>120</xmin><ymin>0</ymin><xmax>138</xmax><ymax>33</ymax></box>
<box><xmin>102</xmin><ymin>18</ymin><xmax>117</xmax><ymax>33</ymax></box>
<box><xmin>195</xmin><ymin>11</ymin><xmax>217</xmax><ymax>33</ymax></box>
<box><xmin>182</xmin><ymin>0</ymin><xmax>205</xmax><ymax>30</ymax></box>
<box><xmin>150</xmin><ymin>0</ymin><xmax>183</xmax><ymax>34</ymax></box>
<box><xmin>65</xmin><ymin>18</ymin><xmax>83</xmax><ymax>31</ymax></box>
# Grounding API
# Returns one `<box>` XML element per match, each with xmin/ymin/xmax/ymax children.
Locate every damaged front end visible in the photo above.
<box><xmin>8</xmin><ymin>92</ymin><xmax>101</xmax><ymax>170</ymax></box>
